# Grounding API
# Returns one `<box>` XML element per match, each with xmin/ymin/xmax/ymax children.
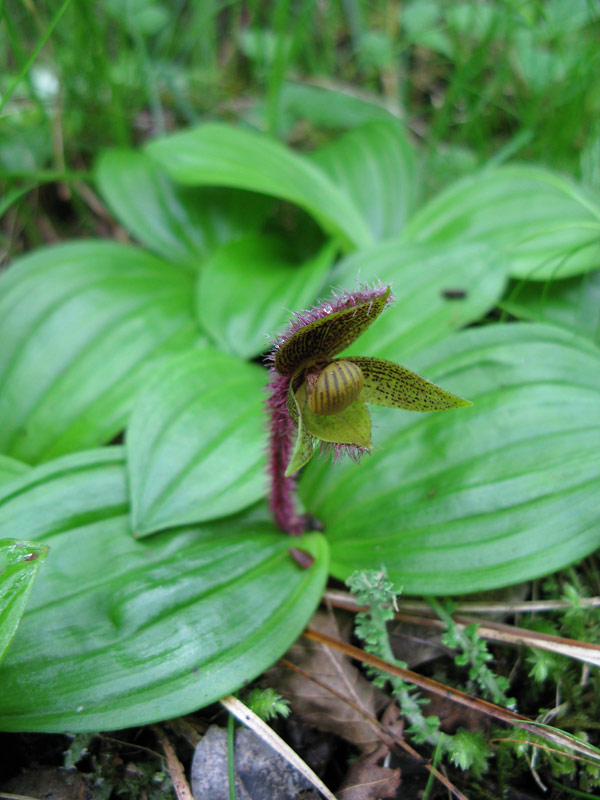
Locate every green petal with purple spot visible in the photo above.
<box><xmin>348</xmin><ymin>357</ymin><xmax>472</xmax><ymax>411</ymax></box>
<box><xmin>274</xmin><ymin>287</ymin><xmax>391</xmax><ymax>376</ymax></box>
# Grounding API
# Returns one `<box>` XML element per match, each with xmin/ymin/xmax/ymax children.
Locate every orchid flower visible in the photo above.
<box><xmin>266</xmin><ymin>284</ymin><xmax>471</xmax><ymax>534</ymax></box>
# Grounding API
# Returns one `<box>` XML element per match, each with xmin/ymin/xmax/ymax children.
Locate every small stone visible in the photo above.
<box><xmin>191</xmin><ymin>725</ymin><xmax>314</xmax><ymax>800</ymax></box>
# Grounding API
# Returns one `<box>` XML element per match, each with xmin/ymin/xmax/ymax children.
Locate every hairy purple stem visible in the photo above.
<box><xmin>265</xmin><ymin>282</ymin><xmax>392</xmax><ymax>533</ymax></box>
<box><xmin>266</xmin><ymin>370</ymin><xmax>305</xmax><ymax>535</ymax></box>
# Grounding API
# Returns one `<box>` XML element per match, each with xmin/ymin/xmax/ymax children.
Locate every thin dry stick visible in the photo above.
<box><xmin>325</xmin><ymin>591</ymin><xmax>600</xmax><ymax>667</ymax></box>
<box><xmin>74</xmin><ymin>181</ymin><xmax>114</xmax><ymax>221</ymax></box>
<box><xmin>280</xmin><ymin>658</ymin><xmax>469</xmax><ymax>800</ymax></box>
<box><xmin>394</xmin><ymin>611</ymin><xmax>600</xmax><ymax>668</ymax></box>
<box><xmin>490</xmin><ymin>738</ymin><xmax>600</xmax><ymax>770</ymax></box>
<box><xmin>153</xmin><ymin>725</ymin><xmax>194</xmax><ymax>800</ymax></box>
<box><xmin>100</xmin><ymin>733</ymin><xmax>165</xmax><ymax>759</ymax></box>
<box><xmin>324</xmin><ymin>590</ymin><xmax>600</xmax><ymax>615</ymax></box>
<box><xmin>302</xmin><ymin>628</ymin><xmax>600</xmax><ymax>764</ymax></box>
<box><xmin>0</xmin><ymin>793</ymin><xmax>43</xmax><ymax>800</ymax></box>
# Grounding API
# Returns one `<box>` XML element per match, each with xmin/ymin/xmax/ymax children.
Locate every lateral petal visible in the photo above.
<box><xmin>285</xmin><ymin>380</ymin><xmax>316</xmax><ymax>476</ymax></box>
<box><xmin>348</xmin><ymin>356</ymin><xmax>472</xmax><ymax>411</ymax></box>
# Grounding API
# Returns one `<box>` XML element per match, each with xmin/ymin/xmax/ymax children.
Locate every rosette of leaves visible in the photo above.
<box><xmin>0</xmin><ymin>115</ymin><xmax>599</xmax><ymax>734</ymax></box>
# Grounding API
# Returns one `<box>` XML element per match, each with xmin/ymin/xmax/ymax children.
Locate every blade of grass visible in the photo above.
<box><xmin>266</xmin><ymin>0</ymin><xmax>291</xmax><ymax>135</ymax></box>
<box><xmin>422</xmin><ymin>736</ymin><xmax>444</xmax><ymax>800</ymax></box>
<box><xmin>0</xmin><ymin>0</ymin><xmax>72</xmax><ymax>116</ymax></box>
<box><xmin>129</xmin><ymin>16</ymin><xmax>166</xmax><ymax>137</ymax></box>
<box><xmin>227</xmin><ymin>711</ymin><xmax>237</xmax><ymax>800</ymax></box>
<box><xmin>71</xmin><ymin>1</ymin><xmax>130</xmax><ymax>146</ymax></box>
<box><xmin>2</xmin><ymin>7</ymin><xmax>49</xmax><ymax>119</ymax></box>
<box><xmin>549</xmin><ymin>778</ymin><xmax>600</xmax><ymax>799</ymax></box>
<box><xmin>487</xmin><ymin>129</ymin><xmax>535</xmax><ymax>168</ymax></box>
<box><xmin>0</xmin><ymin>183</ymin><xmax>35</xmax><ymax>217</ymax></box>
<box><xmin>267</xmin><ymin>0</ymin><xmax>316</xmax><ymax>136</ymax></box>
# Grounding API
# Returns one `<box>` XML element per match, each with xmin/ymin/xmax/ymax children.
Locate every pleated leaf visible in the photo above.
<box><xmin>197</xmin><ymin>235</ymin><xmax>335</xmax><ymax>359</ymax></box>
<box><xmin>127</xmin><ymin>348</ymin><xmax>267</xmax><ymax>536</ymax></box>
<box><xmin>0</xmin><ymin>539</ymin><xmax>48</xmax><ymax>664</ymax></box>
<box><xmin>0</xmin><ymin>241</ymin><xmax>195</xmax><ymax>463</ymax></box>
<box><xmin>300</xmin><ymin>324</ymin><xmax>600</xmax><ymax>594</ymax></box>
<box><xmin>311</xmin><ymin>120</ymin><xmax>419</xmax><ymax>239</ymax></box>
<box><xmin>0</xmin><ymin>449</ymin><xmax>328</xmax><ymax>732</ymax></box>
<box><xmin>0</xmin><ymin>455</ymin><xmax>29</xmax><ymax>486</ymax></box>
<box><xmin>96</xmin><ymin>149</ymin><xmax>270</xmax><ymax>270</ymax></box>
<box><xmin>146</xmin><ymin>123</ymin><xmax>374</xmax><ymax>250</ymax></box>
<box><xmin>403</xmin><ymin>166</ymin><xmax>600</xmax><ymax>279</ymax></box>
<box><xmin>280</xmin><ymin>82</ymin><xmax>396</xmax><ymax>130</ymax></box>
<box><xmin>333</xmin><ymin>240</ymin><xmax>507</xmax><ymax>360</ymax></box>
<box><xmin>501</xmin><ymin>270</ymin><xmax>600</xmax><ymax>346</ymax></box>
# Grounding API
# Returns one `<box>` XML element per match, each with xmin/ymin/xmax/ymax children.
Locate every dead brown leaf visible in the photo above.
<box><xmin>273</xmin><ymin>610</ymin><xmax>387</xmax><ymax>752</ymax></box>
<box><xmin>418</xmin><ymin>691</ymin><xmax>483</xmax><ymax>734</ymax></box>
<box><xmin>388</xmin><ymin>620</ymin><xmax>446</xmax><ymax>668</ymax></box>
<box><xmin>0</xmin><ymin>766</ymin><xmax>90</xmax><ymax>800</ymax></box>
<box><xmin>336</xmin><ymin>745</ymin><xmax>401</xmax><ymax>800</ymax></box>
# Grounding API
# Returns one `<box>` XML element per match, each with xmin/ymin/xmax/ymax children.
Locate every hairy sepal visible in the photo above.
<box><xmin>274</xmin><ymin>287</ymin><xmax>391</xmax><ymax>376</ymax></box>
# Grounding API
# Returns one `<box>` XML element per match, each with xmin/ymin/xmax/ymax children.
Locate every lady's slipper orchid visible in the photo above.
<box><xmin>266</xmin><ymin>283</ymin><xmax>471</xmax><ymax>535</ymax></box>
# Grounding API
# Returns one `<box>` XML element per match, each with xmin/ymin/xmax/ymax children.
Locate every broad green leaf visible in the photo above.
<box><xmin>279</xmin><ymin>82</ymin><xmax>396</xmax><ymax>131</ymax></box>
<box><xmin>581</xmin><ymin>129</ymin><xmax>600</xmax><ymax>195</ymax></box>
<box><xmin>300</xmin><ymin>324</ymin><xmax>600</xmax><ymax>594</ymax></box>
<box><xmin>0</xmin><ymin>455</ymin><xmax>29</xmax><ymax>485</ymax></box>
<box><xmin>146</xmin><ymin>123</ymin><xmax>374</xmax><ymax>250</ymax></box>
<box><xmin>127</xmin><ymin>348</ymin><xmax>267</xmax><ymax>536</ymax></box>
<box><xmin>542</xmin><ymin>0</ymin><xmax>599</xmax><ymax>36</ymax></box>
<box><xmin>511</xmin><ymin>31</ymin><xmax>562</xmax><ymax>94</ymax></box>
<box><xmin>423</xmin><ymin>145</ymin><xmax>479</xmax><ymax>197</ymax></box>
<box><xmin>104</xmin><ymin>0</ymin><xmax>170</xmax><ymax>36</ymax></box>
<box><xmin>333</xmin><ymin>240</ymin><xmax>507</xmax><ymax>360</ymax></box>
<box><xmin>311</xmin><ymin>121</ymin><xmax>419</xmax><ymax>239</ymax></box>
<box><xmin>237</xmin><ymin>28</ymin><xmax>289</xmax><ymax>64</ymax></box>
<box><xmin>0</xmin><ymin>539</ymin><xmax>48</xmax><ymax>664</ymax></box>
<box><xmin>403</xmin><ymin>166</ymin><xmax>600</xmax><ymax>280</ymax></box>
<box><xmin>446</xmin><ymin>1</ymin><xmax>507</xmax><ymax>39</ymax></box>
<box><xmin>0</xmin><ymin>449</ymin><xmax>328</xmax><ymax>732</ymax></box>
<box><xmin>402</xmin><ymin>0</ymin><xmax>452</xmax><ymax>56</ymax></box>
<box><xmin>0</xmin><ymin>241</ymin><xmax>195</xmax><ymax>463</ymax></box>
<box><xmin>96</xmin><ymin>149</ymin><xmax>270</xmax><ymax>270</ymax></box>
<box><xmin>501</xmin><ymin>271</ymin><xmax>600</xmax><ymax>345</ymax></box>
<box><xmin>197</xmin><ymin>235</ymin><xmax>335</xmax><ymax>359</ymax></box>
